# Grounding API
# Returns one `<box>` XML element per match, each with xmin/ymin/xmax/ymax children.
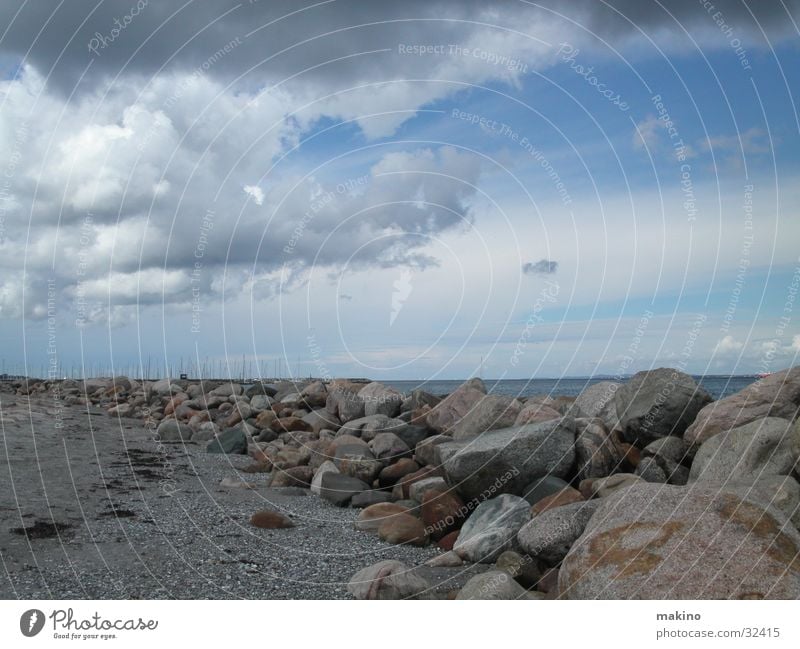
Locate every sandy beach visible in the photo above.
<box><xmin>0</xmin><ymin>395</ymin><xmax>486</xmax><ymax>599</ymax></box>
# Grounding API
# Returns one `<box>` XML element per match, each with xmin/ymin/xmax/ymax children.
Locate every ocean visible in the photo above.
<box><xmin>383</xmin><ymin>376</ymin><xmax>758</xmax><ymax>401</ymax></box>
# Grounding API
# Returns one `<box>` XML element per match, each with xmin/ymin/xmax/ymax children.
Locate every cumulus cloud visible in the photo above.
<box><xmin>0</xmin><ymin>60</ymin><xmax>483</xmax><ymax>324</ymax></box>
<box><xmin>522</xmin><ymin>259</ymin><xmax>558</xmax><ymax>275</ymax></box>
<box><xmin>0</xmin><ymin>0</ymin><xmax>797</xmax><ymax>330</ymax></box>
<box><xmin>714</xmin><ymin>335</ymin><xmax>744</xmax><ymax>354</ymax></box>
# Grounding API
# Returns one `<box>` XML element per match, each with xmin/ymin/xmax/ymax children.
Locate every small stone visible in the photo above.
<box><xmin>456</xmin><ymin>571</ymin><xmax>543</xmax><ymax>600</ymax></box>
<box><xmin>219</xmin><ymin>477</ymin><xmax>255</xmax><ymax>489</ymax></box>
<box><xmin>250</xmin><ymin>509</ymin><xmax>294</xmax><ymax>529</ymax></box>
<box><xmin>347</xmin><ymin>560</ymin><xmax>430</xmax><ymax>600</ymax></box>
<box><xmin>495</xmin><ymin>550</ymin><xmax>542</xmax><ymax>589</ymax></box>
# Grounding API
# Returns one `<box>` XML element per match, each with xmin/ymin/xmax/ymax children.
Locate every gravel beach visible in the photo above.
<box><xmin>0</xmin><ymin>396</ymin><xmax>483</xmax><ymax>599</ymax></box>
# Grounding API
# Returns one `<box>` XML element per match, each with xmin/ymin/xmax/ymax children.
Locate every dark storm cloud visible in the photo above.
<box><xmin>523</xmin><ymin>259</ymin><xmax>558</xmax><ymax>275</ymax></box>
<box><xmin>1</xmin><ymin>0</ymin><xmax>796</xmax><ymax>92</ymax></box>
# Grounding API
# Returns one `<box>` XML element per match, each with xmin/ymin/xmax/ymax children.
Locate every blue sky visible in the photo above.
<box><xmin>0</xmin><ymin>1</ymin><xmax>798</xmax><ymax>379</ymax></box>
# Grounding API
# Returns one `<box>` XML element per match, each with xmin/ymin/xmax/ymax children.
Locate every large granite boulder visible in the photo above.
<box><xmin>689</xmin><ymin>417</ymin><xmax>799</xmax><ymax>484</ymax></box>
<box><xmin>513</xmin><ymin>402</ymin><xmax>562</xmax><ymax>427</ymax></box>
<box><xmin>370</xmin><ymin>433</ymin><xmax>411</xmax><ymax>462</ymax></box>
<box><xmin>453</xmin><ymin>494</ymin><xmax>530</xmax><ymax>563</ymax></box>
<box><xmin>574</xmin><ymin>381</ymin><xmax>621</xmax><ymax>429</ymax></box>
<box><xmin>517</xmin><ymin>500</ymin><xmax>599</xmax><ymax>564</ymax></box>
<box><xmin>559</xmin><ymin>482</ymin><xmax>800</xmax><ymax>599</ymax></box>
<box><xmin>156</xmin><ymin>418</ymin><xmax>193</xmax><ymax>443</ymax></box>
<box><xmin>325</xmin><ymin>382</ymin><xmax>366</xmax><ymax>423</ymax></box>
<box><xmin>614</xmin><ymin>368</ymin><xmax>712</xmax><ymax>447</ymax></box>
<box><xmin>358</xmin><ymin>382</ymin><xmax>404</xmax><ymax>418</ymax></box>
<box><xmin>574</xmin><ymin>418</ymin><xmax>623</xmax><ymax>480</ymax></box>
<box><xmin>334</xmin><ymin>445</ymin><xmax>382</xmax><ymax>484</ymax></box>
<box><xmin>299</xmin><ymin>380</ymin><xmax>328</xmax><ymax>408</ymax></box>
<box><xmin>451</xmin><ymin>395</ymin><xmax>523</xmax><ymax>440</ymax></box>
<box><xmin>206</xmin><ymin>428</ymin><xmax>247</xmax><ymax>454</ymax></box>
<box><xmin>685</xmin><ymin>367</ymin><xmax>800</xmax><ymax>449</ymax></box>
<box><xmin>319</xmin><ymin>473</ymin><xmax>369</xmax><ymax>507</ymax></box>
<box><xmin>302</xmin><ymin>408</ymin><xmax>340</xmax><ymax>434</ymax></box>
<box><xmin>439</xmin><ymin>418</ymin><xmax>577</xmax><ymax>503</ymax></box>
<box><xmin>426</xmin><ymin>378</ymin><xmax>487</xmax><ymax>434</ymax></box>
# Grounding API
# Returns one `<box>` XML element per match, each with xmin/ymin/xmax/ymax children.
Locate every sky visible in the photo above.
<box><xmin>0</xmin><ymin>0</ymin><xmax>798</xmax><ymax>380</ymax></box>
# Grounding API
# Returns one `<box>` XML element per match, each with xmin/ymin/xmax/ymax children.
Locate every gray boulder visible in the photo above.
<box><xmin>615</xmin><ymin>368</ymin><xmax>712</xmax><ymax>447</ymax></box>
<box><xmin>393</xmin><ymin>424</ymin><xmax>430</xmax><ymax>450</ymax></box>
<box><xmin>310</xmin><ymin>460</ymin><xmax>339</xmax><ymax>496</ymax></box>
<box><xmin>690</xmin><ymin>417</ymin><xmax>799</xmax><ymax>484</ymax></box>
<box><xmin>685</xmin><ymin>366</ymin><xmax>800</xmax><ymax>449</ymax></box>
<box><xmin>205</xmin><ymin>427</ymin><xmax>247</xmax><ymax>454</ymax></box>
<box><xmin>319</xmin><ymin>473</ymin><xmax>370</xmax><ymax>507</ymax></box>
<box><xmin>722</xmin><ymin>475</ymin><xmax>800</xmax><ymax>530</ymax></box>
<box><xmin>453</xmin><ymin>494</ymin><xmax>531</xmax><ymax>563</ymax></box>
<box><xmin>334</xmin><ymin>445</ymin><xmax>382</xmax><ymax>483</ymax></box>
<box><xmin>517</xmin><ymin>500</ymin><xmax>599</xmax><ymax>564</ymax></box>
<box><xmin>156</xmin><ymin>418</ymin><xmax>193</xmax><ymax>443</ymax></box>
<box><xmin>402</xmin><ymin>389</ymin><xmax>441</xmax><ymax>412</ymax></box>
<box><xmin>456</xmin><ymin>570</ymin><xmax>543</xmax><ymax>600</ymax></box>
<box><xmin>370</xmin><ymin>433</ymin><xmax>411</xmax><ymax>462</ymax></box>
<box><xmin>337</xmin><ymin>414</ymin><xmax>390</xmax><ymax>438</ymax></box>
<box><xmin>210</xmin><ymin>382</ymin><xmax>243</xmax><ymax>397</ymax></box>
<box><xmin>302</xmin><ymin>408</ymin><xmax>341</xmax><ymax>434</ymax></box>
<box><xmin>414</xmin><ymin>434</ymin><xmax>451</xmax><ymax>466</ymax></box>
<box><xmin>574</xmin><ymin>380</ymin><xmax>621</xmax><ymax>429</ymax></box>
<box><xmin>358</xmin><ymin>382</ymin><xmax>404</xmax><ymax>418</ymax></box>
<box><xmin>440</xmin><ymin>418</ymin><xmax>577</xmax><ymax>503</ymax></box>
<box><xmin>574</xmin><ymin>418</ymin><xmax>623</xmax><ymax>480</ymax></box>
<box><xmin>326</xmin><ymin>385</ymin><xmax>366</xmax><ymax>423</ymax></box>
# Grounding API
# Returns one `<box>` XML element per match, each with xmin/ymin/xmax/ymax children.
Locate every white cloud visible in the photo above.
<box><xmin>243</xmin><ymin>185</ymin><xmax>264</xmax><ymax>206</ymax></box>
<box><xmin>715</xmin><ymin>335</ymin><xmax>744</xmax><ymax>354</ymax></box>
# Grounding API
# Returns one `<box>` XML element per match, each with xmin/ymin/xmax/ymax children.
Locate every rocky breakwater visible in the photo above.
<box><xmin>19</xmin><ymin>367</ymin><xmax>800</xmax><ymax>599</ymax></box>
<box><xmin>339</xmin><ymin>369</ymin><xmax>800</xmax><ymax>599</ymax></box>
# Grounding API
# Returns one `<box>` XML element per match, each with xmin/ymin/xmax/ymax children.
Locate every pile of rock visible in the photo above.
<box><xmin>19</xmin><ymin>366</ymin><xmax>800</xmax><ymax>599</ymax></box>
<box><xmin>339</xmin><ymin>367</ymin><xmax>800</xmax><ymax>599</ymax></box>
